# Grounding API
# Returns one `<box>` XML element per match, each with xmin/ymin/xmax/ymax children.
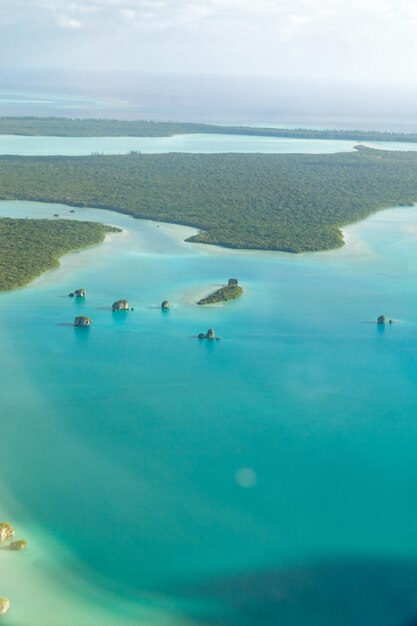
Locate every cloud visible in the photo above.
<box><xmin>57</xmin><ymin>14</ymin><xmax>83</xmax><ymax>28</ymax></box>
<box><xmin>1</xmin><ymin>0</ymin><xmax>417</xmax><ymax>83</ymax></box>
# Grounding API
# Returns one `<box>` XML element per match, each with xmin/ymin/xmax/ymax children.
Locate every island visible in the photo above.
<box><xmin>74</xmin><ymin>316</ymin><xmax>92</xmax><ymax>327</ymax></box>
<box><xmin>112</xmin><ymin>299</ymin><xmax>129</xmax><ymax>311</ymax></box>
<box><xmin>161</xmin><ymin>300</ymin><xmax>170</xmax><ymax>309</ymax></box>
<box><xmin>197</xmin><ymin>278</ymin><xmax>243</xmax><ymax>305</ymax></box>
<box><xmin>0</xmin><ymin>218</ymin><xmax>120</xmax><ymax>291</ymax></box>
<box><xmin>74</xmin><ymin>288</ymin><xmax>86</xmax><ymax>298</ymax></box>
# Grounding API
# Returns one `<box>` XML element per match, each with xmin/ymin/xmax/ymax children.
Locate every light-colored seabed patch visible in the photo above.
<box><xmin>181</xmin><ymin>283</ymin><xmax>225</xmax><ymax>307</ymax></box>
<box><xmin>29</xmin><ymin>227</ymin><xmax>129</xmax><ymax>291</ymax></box>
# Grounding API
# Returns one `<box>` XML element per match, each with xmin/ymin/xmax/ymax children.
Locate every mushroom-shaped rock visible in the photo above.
<box><xmin>112</xmin><ymin>299</ymin><xmax>129</xmax><ymax>311</ymax></box>
<box><xmin>9</xmin><ymin>540</ymin><xmax>28</xmax><ymax>551</ymax></box>
<box><xmin>228</xmin><ymin>278</ymin><xmax>239</xmax><ymax>286</ymax></box>
<box><xmin>206</xmin><ymin>328</ymin><xmax>215</xmax><ymax>339</ymax></box>
<box><xmin>0</xmin><ymin>523</ymin><xmax>15</xmax><ymax>544</ymax></box>
<box><xmin>74</xmin><ymin>289</ymin><xmax>86</xmax><ymax>298</ymax></box>
<box><xmin>74</xmin><ymin>316</ymin><xmax>92</xmax><ymax>327</ymax></box>
<box><xmin>161</xmin><ymin>300</ymin><xmax>170</xmax><ymax>310</ymax></box>
<box><xmin>68</xmin><ymin>292</ymin><xmax>75</xmax><ymax>298</ymax></box>
<box><xmin>377</xmin><ymin>315</ymin><xmax>387</xmax><ymax>325</ymax></box>
<box><xmin>0</xmin><ymin>599</ymin><xmax>10</xmax><ymax>615</ymax></box>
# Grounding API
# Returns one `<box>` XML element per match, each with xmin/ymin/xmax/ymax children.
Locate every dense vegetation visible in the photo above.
<box><xmin>0</xmin><ymin>218</ymin><xmax>119</xmax><ymax>291</ymax></box>
<box><xmin>198</xmin><ymin>283</ymin><xmax>244</xmax><ymax>305</ymax></box>
<box><xmin>0</xmin><ymin>147</ymin><xmax>417</xmax><ymax>252</ymax></box>
<box><xmin>1</xmin><ymin>116</ymin><xmax>417</xmax><ymax>143</ymax></box>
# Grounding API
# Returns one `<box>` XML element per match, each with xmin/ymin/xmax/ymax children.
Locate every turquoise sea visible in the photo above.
<box><xmin>2</xmin><ymin>195</ymin><xmax>417</xmax><ymax>625</ymax></box>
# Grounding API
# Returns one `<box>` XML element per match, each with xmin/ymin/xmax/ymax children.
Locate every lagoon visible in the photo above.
<box><xmin>2</xmin><ymin>199</ymin><xmax>417</xmax><ymax>625</ymax></box>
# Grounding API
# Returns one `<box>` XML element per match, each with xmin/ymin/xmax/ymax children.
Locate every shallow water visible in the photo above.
<box><xmin>0</xmin><ymin>133</ymin><xmax>416</xmax><ymax>156</ymax></box>
<box><xmin>1</xmin><ymin>200</ymin><xmax>417</xmax><ymax>624</ymax></box>
<box><xmin>0</xmin><ymin>133</ymin><xmax>360</xmax><ymax>155</ymax></box>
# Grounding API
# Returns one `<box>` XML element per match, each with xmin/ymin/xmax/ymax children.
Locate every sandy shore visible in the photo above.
<box><xmin>0</xmin><ymin>476</ymin><xmax>186</xmax><ymax>626</ymax></box>
<box><xmin>27</xmin><ymin>227</ymin><xmax>128</xmax><ymax>290</ymax></box>
<box><xmin>180</xmin><ymin>282</ymin><xmax>226</xmax><ymax>307</ymax></box>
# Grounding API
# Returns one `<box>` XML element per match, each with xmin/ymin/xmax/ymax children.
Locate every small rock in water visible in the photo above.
<box><xmin>112</xmin><ymin>299</ymin><xmax>129</xmax><ymax>311</ymax></box>
<box><xmin>9</xmin><ymin>539</ymin><xmax>28</xmax><ymax>551</ymax></box>
<box><xmin>0</xmin><ymin>522</ymin><xmax>15</xmax><ymax>543</ymax></box>
<box><xmin>0</xmin><ymin>598</ymin><xmax>10</xmax><ymax>615</ymax></box>
<box><xmin>74</xmin><ymin>316</ymin><xmax>92</xmax><ymax>327</ymax></box>
<box><xmin>377</xmin><ymin>315</ymin><xmax>387</xmax><ymax>324</ymax></box>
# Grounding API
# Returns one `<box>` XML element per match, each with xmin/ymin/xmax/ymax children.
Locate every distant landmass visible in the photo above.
<box><xmin>1</xmin><ymin>146</ymin><xmax>417</xmax><ymax>253</ymax></box>
<box><xmin>1</xmin><ymin>116</ymin><xmax>417</xmax><ymax>142</ymax></box>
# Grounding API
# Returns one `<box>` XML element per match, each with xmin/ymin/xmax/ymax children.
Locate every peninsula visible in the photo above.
<box><xmin>1</xmin><ymin>147</ymin><xmax>417</xmax><ymax>252</ymax></box>
<box><xmin>0</xmin><ymin>218</ymin><xmax>120</xmax><ymax>291</ymax></box>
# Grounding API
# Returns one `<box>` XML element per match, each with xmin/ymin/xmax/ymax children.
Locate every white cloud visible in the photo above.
<box><xmin>57</xmin><ymin>14</ymin><xmax>83</xmax><ymax>28</ymax></box>
<box><xmin>2</xmin><ymin>0</ymin><xmax>417</xmax><ymax>82</ymax></box>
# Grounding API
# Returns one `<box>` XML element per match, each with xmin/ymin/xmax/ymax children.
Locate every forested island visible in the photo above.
<box><xmin>1</xmin><ymin>116</ymin><xmax>417</xmax><ymax>143</ymax></box>
<box><xmin>0</xmin><ymin>218</ymin><xmax>119</xmax><ymax>290</ymax></box>
<box><xmin>1</xmin><ymin>147</ymin><xmax>417</xmax><ymax>252</ymax></box>
<box><xmin>198</xmin><ymin>279</ymin><xmax>243</xmax><ymax>305</ymax></box>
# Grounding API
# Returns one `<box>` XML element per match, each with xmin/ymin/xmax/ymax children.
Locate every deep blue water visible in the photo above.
<box><xmin>2</xmin><ymin>200</ymin><xmax>417</xmax><ymax>625</ymax></box>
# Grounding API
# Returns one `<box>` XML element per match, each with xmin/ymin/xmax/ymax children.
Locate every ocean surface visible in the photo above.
<box><xmin>2</xmin><ymin>198</ymin><xmax>417</xmax><ymax>626</ymax></box>
<box><xmin>1</xmin><ymin>82</ymin><xmax>417</xmax><ymax>625</ymax></box>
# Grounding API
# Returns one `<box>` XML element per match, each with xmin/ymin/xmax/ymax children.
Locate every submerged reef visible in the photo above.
<box><xmin>9</xmin><ymin>540</ymin><xmax>28</xmax><ymax>551</ymax></box>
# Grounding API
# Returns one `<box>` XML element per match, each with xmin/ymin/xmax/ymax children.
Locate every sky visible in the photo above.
<box><xmin>0</xmin><ymin>0</ymin><xmax>417</xmax><ymax>84</ymax></box>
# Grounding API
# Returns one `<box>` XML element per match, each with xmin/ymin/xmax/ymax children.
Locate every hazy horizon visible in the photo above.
<box><xmin>1</xmin><ymin>67</ymin><xmax>417</xmax><ymax>131</ymax></box>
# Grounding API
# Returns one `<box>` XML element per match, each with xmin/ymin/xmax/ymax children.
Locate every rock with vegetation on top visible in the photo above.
<box><xmin>9</xmin><ymin>540</ymin><xmax>28</xmax><ymax>551</ymax></box>
<box><xmin>74</xmin><ymin>288</ymin><xmax>86</xmax><ymax>298</ymax></box>
<box><xmin>112</xmin><ymin>299</ymin><xmax>129</xmax><ymax>311</ymax></box>
<box><xmin>0</xmin><ymin>523</ymin><xmax>15</xmax><ymax>544</ymax></box>
<box><xmin>0</xmin><ymin>598</ymin><xmax>10</xmax><ymax>615</ymax></box>
<box><xmin>161</xmin><ymin>300</ymin><xmax>170</xmax><ymax>309</ymax></box>
<box><xmin>198</xmin><ymin>328</ymin><xmax>220</xmax><ymax>340</ymax></box>
<box><xmin>377</xmin><ymin>315</ymin><xmax>387</xmax><ymax>324</ymax></box>
<box><xmin>197</xmin><ymin>279</ymin><xmax>243</xmax><ymax>305</ymax></box>
<box><xmin>74</xmin><ymin>316</ymin><xmax>92</xmax><ymax>327</ymax></box>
